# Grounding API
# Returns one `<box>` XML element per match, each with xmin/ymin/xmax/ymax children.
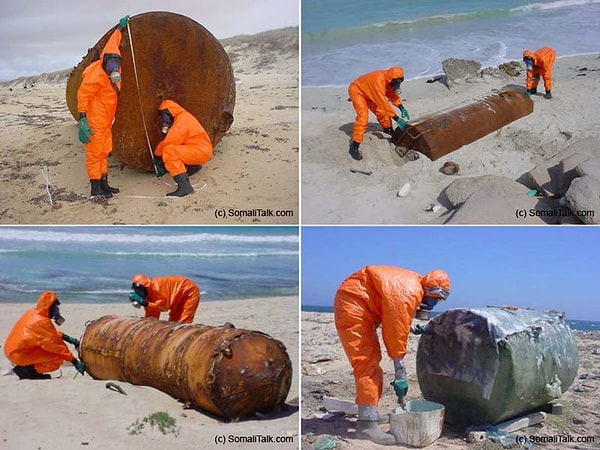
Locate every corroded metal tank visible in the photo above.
<box><xmin>66</xmin><ymin>12</ymin><xmax>235</xmax><ymax>172</ymax></box>
<box><xmin>416</xmin><ymin>308</ymin><xmax>578</xmax><ymax>427</ymax></box>
<box><xmin>392</xmin><ymin>88</ymin><xmax>533</xmax><ymax>160</ymax></box>
<box><xmin>79</xmin><ymin>315</ymin><xmax>292</xmax><ymax>420</ymax></box>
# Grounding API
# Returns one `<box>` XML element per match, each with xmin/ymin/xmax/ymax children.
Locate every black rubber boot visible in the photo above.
<box><xmin>101</xmin><ymin>173</ymin><xmax>120</xmax><ymax>194</ymax></box>
<box><xmin>13</xmin><ymin>365</ymin><xmax>51</xmax><ymax>380</ymax></box>
<box><xmin>90</xmin><ymin>179</ymin><xmax>111</xmax><ymax>198</ymax></box>
<box><xmin>544</xmin><ymin>90</ymin><xmax>552</xmax><ymax>99</ymax></box>
<box><xmin>382</xmin><ymin>127</ymin><xmax>393</xmax><ymax>136</ymax></box>
<box><xmin>530</xmin><ymin>87</ymin><xmax>538</xmax><ymax>95</ymax></box>
<box><xmin>167</xmin><ymin>173</ymin><xmax>194</xmax><ymax>197</ymax></box>
<box><xmin>186</xmin><ymin>165</ymin><xmax>202</xmax><ymax>176</ymax></box>
<box><xmin>349</xmin><ymin>141</ymin><xmax>362</xmax><ymax>160</ymax></box>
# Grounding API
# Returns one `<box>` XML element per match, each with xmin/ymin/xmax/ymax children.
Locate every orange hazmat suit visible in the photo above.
<box><xmin>524</xmin><ymin>47</ymin><xmax>556</xmax><ymax>92</ymax></box>
<box><xmin>77</xmin><ymin>29</ymin><xmax>122</xmax><ymax>180</ymax></box>
<box><xmin>155</xmin><ymin>100</ymin><xmax>213</xmax><ymax>177</ymax></box>
<box><xmin>334</xmin><ymin>266</ymin><xmax>450</xmax><ymax>406</ymax></box>
<box><xmin>348</xmin><ymin>67</ymin><xmax>404</xmax><ymax>144</ymax></box>
<box><xmin>132</xmin><ymin>274</ymin><xmax>200</xmax><ymax>323</ymax></box>
<box><xmin>4</xmin><ymin>291</ymin><xmax>74</xmax><ymax>374</ymax></box>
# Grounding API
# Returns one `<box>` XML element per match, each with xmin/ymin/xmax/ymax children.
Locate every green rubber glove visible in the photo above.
<box><xmin>392</xmin><ymin>379</ymin><xmax>408</xmax><ymax>404</ymax></box>
<box><xmin>525</xmin><ymin>90</ymin><xmax>531</xmax><ymax>98</ymax></box>
<box><xmin>118</xmin><ymin>15</ymin><xmax>130</xmax><ymax>31</ymax></box>
<box><xmin>78</xmin><ymin>116</ymin><xmax>94</xmax><ymax>144</ymax></box>
<box><xmin>393</xmin><ymin>116</ymin><xmax>407</xmax><ymax>131</ymax></box>
<box><xmin>411</xmin><ymin>324</ymin><xmax>428</xmax><ymax>335</ymax></box>
<box><xmin>400</xmin><ymin>105</ymin><xmax>410</xmax><ymax>120</ymax></box>
<box><xmin>153</xmin><ymin>157</ymin><xmax>167</xmax><ymax>178</ymax></box>
<box><xmin>72</xmin><ymin>358</ymin><xmax>86</xmax><ymax>375</ymax></box>
<box><xmin>128</xmin><ymin>291</ymin><xmax>148</xmax><ymax>307</ymax></box>
<box><xmin>62</xmin><ymin>334</ymin><xmax>80</xmax><ymax>348</ymax></box>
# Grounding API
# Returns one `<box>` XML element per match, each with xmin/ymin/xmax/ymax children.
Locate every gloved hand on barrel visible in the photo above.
<box><xmin>72</xmin><ymin>358</ymin><xmax>86</xmax><ymax>375</ymax></box>
<box><xmin>62</xmin><ymin>334</ymin><xmax>80</xmax><ymax>348</ymax></box>
<box><xmin>393</xmin><ymin>115</ymin><xmax>407</xmax><ymax>131</ymax></box>
<box><xmin>399</xmin><ymin>104</ymin><xmax>410</xmax><ymax>121</ymax></box>
<box><xmin>410</xmin><ymin>323</ymin><xmax>428</xmax><ymax>335</ymax></box>
<box><xmin>118</xmin><ymin>15</ymin><xmax>130</xmax><ymax>31</ymax></box>
<box><xmin>152</xmin><ymin>157</ymin><xmax>167</xmax><ymax>178</ymax></box>
<box><xmin>129</xmin><ymin>291</ymin><xmax>148</xmax><ymax>308</ymax></box>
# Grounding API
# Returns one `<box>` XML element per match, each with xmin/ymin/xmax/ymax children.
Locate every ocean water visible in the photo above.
<box><xmin>302</xmin><ymin>0</ymin><xmax>600</xmax><ymax>86</ymax></box>
<box><xmin>0</xmin><ymin>227</ymin><xmax>299</xmax><ymax>304</ymax></box>
<box><xmin>301</xmin><ymin>305</ymin><xmax>599</xmax><ymax>332</ymax></box>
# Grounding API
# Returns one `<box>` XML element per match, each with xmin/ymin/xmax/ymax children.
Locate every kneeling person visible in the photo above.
<box><xmin>154</xmin><ymin>100</ymin><xmax>213</xmax><ymax>197</ymax></box>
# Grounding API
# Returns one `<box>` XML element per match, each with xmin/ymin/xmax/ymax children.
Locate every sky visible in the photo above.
<box><xmin>301</xmin><ymin>226</ymin><xmax>600</xmax><ymax>322</ymax></box>
<box><xmin>0</xmin><ymin>0</ymin><xmax>299</xmax><ymax>81</ymax></box>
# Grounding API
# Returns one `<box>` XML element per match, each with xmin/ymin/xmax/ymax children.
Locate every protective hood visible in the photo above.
<box><xmin>35</xmin><ymin>291</ymin><xmax>59</xmax><ymax>318</ymax></box>
<box><xmin>421</xmin><ymin>270</ymin><xmax>450</xmax><ymax>299</ymax></box>
<box><xmin>386</xmin><ymin>66</ymin><xmax>404</xmax><ymax>82</ymax></box>
<box><xmin>158</xmin><ymin>99</ymin><xmax>187</xmax><ymax>119</ymax></box>
<box><xmin>100</xmin><ymin>29</ymin><xmax>122</xmax><ymax>62</ymax></box>
<box><xmin>522</xmin><ymin>49</ymin><xmax>534</xmax><ymax>60</ymax></box>
<box><xmin>132</xmin><ymin>274</ymin><xmax>151</xmax><ymax>288</ymax></box>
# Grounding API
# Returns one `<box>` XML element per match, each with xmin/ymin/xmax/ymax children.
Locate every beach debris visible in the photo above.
<box><xmin>389</xmin><ymin>400</ymin><xmax>444</xmax><ymax>447</ymax></box>
<box><xmin>441</xmin><ymin>58</ymin><xmax>481</xmax><ymax>85</ymax></box>
<box><xmin>551</xmin><ymin>402</ymin><xmax>563</xmax><ymax>415</ymax></box>
<box><xmin>417</xmin><ymin>308</ymin><xmax>578</xmax><ymax>426</ymax></box>
<box><xmin>105</xmin><ymin>381</ymin><xmax>127</xmax><ymax>395</ymax></box>
<box><xmin>439</xmin><ymin>161</ymin><xmax>459</xmax><ymax>175</ymax></box>
<box><xmin>66</xmin><ymin>12</ymin><xmax>235</xmax><ymax>172</ymax></box>
<box><xmin>498</xmin><ymin>61</ymin><xmax>523</xmax><ymax>77</ymax></box>
<box><xmin>443</xmin><ymin>174</ymin><xmax>531</xmax><ymax>208</ymax></box>
<box><xmin>314</xmin><ymin>411</ymin><xmax>344</xmax><ymax>421</ymax></box>
<box><xmin>424</xmin><ymin>204</ymin><xmax>441</xmax><ymax>213</ymax></box>
<box><xmin>322</xmin><ymin>396</ymin><xmax>358</xmax><ymax>415</ymax></box>
<box><xmin>79</xmin><ymin>315</ymin><xmax>292</xmax><ymax>420</ymax></box>
<box><xmin>349</xmin><ymin>168</ymin><xmax>372</xmax><ymax>176</ymax></box>
<box><xmin>391</xmin><ymin>88</ymin><xmax>533</xmax><ymax>161</ymax></box>
<box><xmin>397</xmin><ymin>183</ymin><xmax>411</xmax><ymax>197</ymax></box>
<box><xmin>313</xmin><ymin>436</ymin><xmax>338</xmax><ymax>450</ymax></box>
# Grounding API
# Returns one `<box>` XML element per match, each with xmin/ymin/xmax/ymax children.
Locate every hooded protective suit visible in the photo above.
<box><xmin>4</xmin><ymin>291</ymin><xmax>74</xmax><ymax>374</ymax></box>
<box><xmin>132</xmin><ymin>274</ymin><xmax>200</xmax><ymax>323</ymax></box>
<box><xmin>77</xmin><ymin>29</ymin><xmax>122</xmax><ymax>180</ymax></box>
<box><xmin>155</xmin><ymin>100</ymin><xmax>213</xmax><ymax>177</ymax></box>
<box><xmin>523</xmin><ymin>47</ymin><xmax>556</xmax><ymax>92</ymax></box>
<box><xmin>334</xmin><ymin>266</ymin><xmax>450</xmax><ymax>406</ymax></box>
<box><xmin>348</xmin><ymin>67</ymin><xmax>405</xmax><ymax>144</ymax></box>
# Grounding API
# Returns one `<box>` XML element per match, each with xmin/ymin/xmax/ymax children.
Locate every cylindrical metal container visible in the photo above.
<box><xmin>416</xmin><ymin>308</ymin><xmax>578</xmax><ymax>427</ymax></box>
<box><xmin>79</xmin><ymin>315</ymin><xmax>292</xmax><ymax>420</ymax></box>
<box><xmin>391</xmin><ymin>88</ymin><xmax>533</xmax><ymax>161</ymax></box>
<box><xmin>66</xmin><ymin>12</ymin><xmax>235</xmax><ymax>172</ymax></box>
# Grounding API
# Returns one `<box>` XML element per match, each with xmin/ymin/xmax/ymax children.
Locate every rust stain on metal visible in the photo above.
<box><xmin>66</xmin><ymin>12</ymin><xmax>235</xmax><ymax>172</ymax></box>
<box><xmin>392</xmin><ymin>88</ymin><xmax>533</xmax><ymax>161</ymax></box>
<box><xmin>79</xmin><ymin>315</ymin><xmax>292</xmax><ymax>420</ymax></box>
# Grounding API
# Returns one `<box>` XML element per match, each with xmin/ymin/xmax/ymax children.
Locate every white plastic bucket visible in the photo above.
<box><xmin>389</xmin><ymin>399</ymin><xmax>445</xmax><ymax>447</ymax></box>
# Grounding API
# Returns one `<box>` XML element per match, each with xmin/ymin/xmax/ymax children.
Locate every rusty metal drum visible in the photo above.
<box><xmin>66</xmin><ymin>12</ymin><xmax>235</xmax><ymax>172</ymax></box>
<box><xmin>392</xmin><ymin>88</ymin><xmax>533</xmax><ymax>161</ymax></box>
<box><xmin>79</xmin><ymin>315</ymin><xmax>292</xmax><ymax>420</ymax></box>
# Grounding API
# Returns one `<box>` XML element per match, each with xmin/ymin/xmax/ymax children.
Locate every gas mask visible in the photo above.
<box><xmin>49</xmin><ymin>300</ymin><xmax>65</xmax><ymax>326</ymax></box>
<box><xmin>416</xmin><ymin>287</ymin><xmax>449</xmax><ymax>319</ymax></box>
<box><xmin>390</xmin><ymin>77</ymin><xmax>404</xmax><ymax>96</ymax></box>
<box><xmin>103</xmin><ymin>54</ymin><xmax>122</xmax><ymax>83</ymax></box>
<box><xmin>523</xmin><ymin>57</ymin><xmax>534</xmax><ymax>72</ymax></box>
<box><xmin>159</xmin><ymin>109</ymin><xmax>174</xmax><ymax>134</ymax></box>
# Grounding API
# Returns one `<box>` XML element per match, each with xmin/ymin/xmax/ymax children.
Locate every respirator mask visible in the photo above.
<box><xmin>523</xmin><ymin>57</ymin><xmax>534</xmax><ymax>72</ymax></box>
<box><xmin>416</xmin><ymin>287</ymin><xmax>449</xmax><ymax>319</ymax></box>
<box><xmin>49</xmin><ymin>300</ymin><xmax>65</xmax><ymax>326</ymax></box>
<box><xmin>103</xmin><ymin>54</ymin><xmax>122</xmax><ymax>83</ymax></box>
<box><xmin>390</xmin><ymin>77</ymin><xmax>404</xmax><ymax>95</ymax></box>
<box><xmin>159</xmin><ymin>109</ymin><xmax>174</xmax><ymax>134</ymax></box>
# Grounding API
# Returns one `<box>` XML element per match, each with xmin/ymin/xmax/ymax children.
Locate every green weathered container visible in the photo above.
<box><xmin>416</xmin><ymin>308</ymin><xmax>579</xmax><ymax>427</ymax></box>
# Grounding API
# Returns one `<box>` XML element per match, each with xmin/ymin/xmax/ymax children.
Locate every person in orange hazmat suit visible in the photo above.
<box><xmin>152</xmin><ymin>99</ymin><xmax>214</xmax><ymax>197</ymax></box>
<box><xmin>129</xmin><ymin>274</ymin><xmax>200</xmax><ymax>323</ymax></box>
<box><xmin>347</xmin><ymin>66</ymin><xmax>410</xmax><ymax>161</ymax></box>
<box><xmin>4</xmin><ymin>291</ymin><xmax>85</xmax><ymax>379</ymax></box>
<box><xmin>523</xmin><ymin>47</ymin><xmax>556</xmax><ymax>99</ymax></box>
<box><xmin>77</xmin><ymin>16</ymin><xmax>130</xmax><ymax>199</ymax></box>
<box><xmin>334</xmin><ymin>266</ymin><xmax>450</xmax><ymax>445</ymax></box>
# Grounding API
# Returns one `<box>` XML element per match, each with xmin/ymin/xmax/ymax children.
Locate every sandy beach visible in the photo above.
<box><xmin>301</xmin><ymin>311</ymin><xmax>600</xmax><ymax>449</ymax></box>
<box><xmin>301</xmin><ymin>54</ymin><xmax>600</xmax><ymax>224</ymax></box>
<box><xmin>0</xmin><ymin>27</ymin><xmax>298</xmax><ymax>225</ymax></box>
<box><xmin>0</xmin><ymin>296</ymin><xmax>299</xmax><ymax>449</ymax></box>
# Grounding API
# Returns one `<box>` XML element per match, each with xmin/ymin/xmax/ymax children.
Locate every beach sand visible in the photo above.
<box><xmin>0</xmin><ymin>296</ymin><xmax>299</xmax><ymax>449</ymax></box>
<box><xmin>301</xmin><ymin>312</ymin><xmax>600</xmax><ymax>449</ymax></box>
<box><xmin>301</xmin><ymin>54</ymin><xmax>600</xmax><ymax>224</ymax></box>
<box><xmin>0</xmin><ymin>27</ymin><xmax>298</xmax><ymax>225</ymax></box>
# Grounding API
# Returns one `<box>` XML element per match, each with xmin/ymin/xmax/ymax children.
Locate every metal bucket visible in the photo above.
<box><xmin>391</xmin><ymin>88</ymin><xmax>533</xmax><ymax>160</ymax></box>
<box><xmin>389</xmin><ymin>400</ymin><xmax>445</xmax><ymax>447</ymax></box>
<box><xmin>66</xmin><ymin>12</ymin><xmax>235</xmax><ymax>172</ymax></box>
<box><xmin>416</xmin><ymin>308</ymin><xmax>578</xmax><ymax>426</ymax></box>
<box><xmin>79</xmin><ymin>315</ymin><xmax>292</xmax><ymax>420</ymax></box>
